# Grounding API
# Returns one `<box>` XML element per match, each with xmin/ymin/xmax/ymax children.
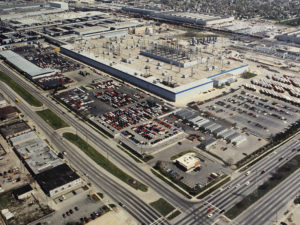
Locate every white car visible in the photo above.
<box><xmin>245</xmin><ymin>181</ymin><xmax>250</xmax><ymax>186</ymax></box>
<box><xmin>246</xmin><ymin>171</ymin><xmax>251</xmax><ymax>176</ymax></box>
<box><xmin>207</xmin><ymin>213</ymin><xmax>213</xmax><ymax>218</ymax></box>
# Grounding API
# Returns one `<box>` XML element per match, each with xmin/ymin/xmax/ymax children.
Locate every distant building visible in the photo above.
<box><xmin>50</xmin><ymin>1</ymin><xmax>69</xmax><ymax>10</ymax></box>
<box><xmin>175</xmin><ymin>152</ymin><xmax>200</xmax><ymax>172</ymax></box>
<box><xmin>276</xmin><ymin>29</ymin><xmax>300</xmax><ymax>44</ymax></box>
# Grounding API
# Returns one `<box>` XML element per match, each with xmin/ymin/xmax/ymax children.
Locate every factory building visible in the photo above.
<box><xmin>0</xmin><ymin>50</ymin><xmax>56</xmax><ymax>79</ymax></box>
<box><xmin>175</xmin><ymin>152</ymin><xmax>201</xmax><ymax>172</ymax></box>
<box><xmin>60</xmin><ymin>44</ymin><xmax>248</xmax><ymax>102</ymax></box>
<box><xmin>276</xmin><ymin>29</ymin><xmax>300</xmax><ymax>44</ymax></box>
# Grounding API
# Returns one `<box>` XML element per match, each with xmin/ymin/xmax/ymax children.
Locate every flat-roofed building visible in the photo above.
<box><xmin>175</xmin><ymin>152</ymin><xmax>200</xmax><ymax>172</ymax></box>
<box><xmin>35</xmin><ymin>164</ymin><xmax>82</xmax><ymax>197</ymax></box>
<box><xmin>0</xmin><ymin>121</ymin><xmax>31</xmax><ymax>139</ymax></box>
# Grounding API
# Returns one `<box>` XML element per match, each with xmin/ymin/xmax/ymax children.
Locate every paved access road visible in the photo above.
<box><xmin>175</xmin><ymin>137</ymin><xmax>300</xmax><ymax>225</ymax></box>
<box><xmin>0</xmin><ymin>81</ymin><xmax>169</xmax><ymax>225</ymax></box>
<box><xmin>0</xmin><ymin>62</ymin><xmax>194</xmax><ymax>213</ymax></box>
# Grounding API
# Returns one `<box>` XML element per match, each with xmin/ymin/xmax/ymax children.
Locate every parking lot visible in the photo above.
<box><xmin>150</xmin><ymin>140</ymin><xmax>231</xmax><ymax>189</ymax></box>
<box><xmin>32</xmin><ymin>186</ymin><xmax>108</xmax><ymax>225</ymax></box>
<box><xmin>199</xmin><ymin>88</ymin><xmax>299</xmax><ymax>139</ymax></box>
<box><xmin>0</xmin><ymin>142</ymin><xmax>31</xmax><ymax>193</ymax></box>
<box><xmin>13</xmin><ymin>45</ymin><xmax>83</xmax><ymax>73</ymax></box>
<box><xmin>119</xmin><ymin>117</ymin><xmax>185</xmax><ymax>153</ymax></box>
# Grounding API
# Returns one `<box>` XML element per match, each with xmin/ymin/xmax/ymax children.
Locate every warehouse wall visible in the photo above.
<box><xmin>61</xmin><ymin>47</ymin><xmax>177</xmax><ymax>101</ymax></box>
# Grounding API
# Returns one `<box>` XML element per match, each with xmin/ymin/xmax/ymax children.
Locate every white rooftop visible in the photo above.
<box><xmin>175</xmin><ymin>152</ymin><xmax>200</xmax><ymax>168</ymax></box>
<box><xmin>0</xmin><ymin>50</ymin><xmax>55</xmax><ymax>77</ymax></box>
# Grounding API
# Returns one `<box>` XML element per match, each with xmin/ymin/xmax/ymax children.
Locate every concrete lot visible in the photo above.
<box><xmin>32</xmin><ymin>186</ymin><xmax>106</xmax><ymax>225</ymax></box>
<box><xmin>198</xmin><ymin>88</ymin><xmax>300</xmax><ymax>139</ymax></box>
<box><xmin>150</xmin><ymin>139</ymin><xmax>231</xmax><ymax>188</ymax></box>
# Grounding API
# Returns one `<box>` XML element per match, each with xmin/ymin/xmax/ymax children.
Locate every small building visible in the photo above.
<box><xmin>50</xmin><ymin>1</ymin><xmax>69</xmax><ymax>10</ymax></box>
<box><xmin>175</xmin><ymin>152</ymin><xmax>200</xmax><ymax>172</ymax></box>
<box><xmin>201</xmin><ymin>121</ymin><xmax>216</xmax><ymax>130</ymax></box>
<box><xmin>219</xmin><ymin>129</ymin><xmax>235</xmax><ymax>139</ymax></box>
<box><xmin>35</xmin><ymin>163</ymin><xmax>82</xmax><ymax>197</ymax></box>
<box><xmin>207</xmin><ymin>124</ymin><xmax>222</xmax><ymax>133</ymax></box>
<box><xmin>213</xmin><ymin>73</ymin><xmax>236</xmax><ymax>87</ymax></box>
<box><xmin>200</xmin><ymin>138</ymin><xmax>217</xmax><ymax>150</ymax></box>
<box><xmin>1</xmin><ymin>209</ymin><xmax>14</xmax><ymax>220</ymax></box>
<box><xmin>232</xmin><ymin>135</ymin><xmax>247</xmax><ymax>146</ymax></box>
<box><xmin>12</xmin><ymin>184</ymin><xmax>33</xmax><ymax>200</ymax></box>
<box><xmin>0</xmin><ymin>106</ymin><xmax>18</xmax><ymax>120</ymax></box>
<box><xmin>213</xmin><ymin>126</ymin><xmax>227</xmax><ymax>137</ymax></box>
<box><xmin>0</xmin><ymin>121</ymin><xmax>31</xmax><ymax>139</ymax></box>
<box><xmin>225</xmin><ymin>132</ymin><xmax>241</xmax><ymax>143</ymax></box>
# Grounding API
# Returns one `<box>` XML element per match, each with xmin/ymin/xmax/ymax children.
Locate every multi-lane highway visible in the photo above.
<box><xmin>175</xmin><ymin>136</ymin><xmax>300</xmax><ymax>225</ymax></box>
<box><xmin>235</xmin><ymin>170</ymin><xmax>300</xmax><ymax>225</ymax></box>
<box><xmin>0</xmin><ymin>80</ymin><xmax>169</xmax><ymax>225</ymax></box>
<box><xmin>0</xmin><ymin>62</ymin><xmax>194</xmax><ymax>213</ymax></box>
<box><xmin>1</xmin><ymin>61</ymin><xmax>299</xmax><ymax>225</ymax></box>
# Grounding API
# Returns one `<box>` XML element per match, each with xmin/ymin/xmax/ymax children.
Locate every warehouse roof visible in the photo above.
<box><xmin>0</xmin><ymin>121</ymin><xmax>31</xmax><ymax>138</ymax></box>
<box><xmin>12</xmin><ymin>184</ymin><xmax>33</xmax><ymax>198</ymax></box>
<box><xmin>0</xmin><ymin>50</ymin><xmax>55</xmax><ymax>77</ymax></box>
<box><xmin>35</xmin><ymin>164</ymin><xmax>80</xmax><ymax>195</ymax></box>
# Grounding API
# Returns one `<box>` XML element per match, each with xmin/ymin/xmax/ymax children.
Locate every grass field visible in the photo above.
<box><xmin>0</xmin><ymin>71</ymin><xmax>42</xmax><ymax>107</ymax></box>
<box><xmin>240</xmin><ymin>72</ymin><xmax>257</xmax><ymax>79</ymax></box>
<box><xmin>37</xmin><ymin>109</ymin><xmax>69</xmax><ymax>130</ymax></box>
<box><xmin>63</xmin><ymin>132</ymin><xmax>148</xmax><ymax>192</ymax></box>
<box><xmin>0</xmin><ymin>191</ymin><xmax>14</xmax><ymax>209</ymax></box>
<box><xmin>150</xmin><ymin>198</ymin><xmax>175</xmax><ymax>216</ymax></box>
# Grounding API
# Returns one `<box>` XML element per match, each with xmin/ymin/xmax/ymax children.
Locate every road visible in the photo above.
<box><xmin>1</xmin><ymin>61</ymin><xmax>300</xmax><ymax>225</ymax></box>
<box><xmin>0</xmin><ymin>81</ymin><xmax>169</xmax><ymax>225</ymax></box>
<box><xmin>235</xmin><ymin>169</ymin><xmax>300</xmax><ymax>225</ymax></box>
<box><xmin>0</xmin><ymin>62</ymin><xmax>194</xmax><ymax>213</ymax></box>
<box><xmin>175</xmin><ymin>136</ymin><xmax>300</xmax><ymax>225</ymax></box>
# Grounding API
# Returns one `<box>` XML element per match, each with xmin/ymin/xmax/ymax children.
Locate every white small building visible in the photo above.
<box><xmin>50</xmin><ymin>1</ymin><xmax>69</xmax><ymax>10</ymax></box>
<box><xmin>175</xmin><ymin>153</ymin><xmax>200</xmax><ymax>172</ymax></box>
<box><xmin>12</xmin><ymin>184</ymin><xmax>33</xmax><ymax>200</ymax></box>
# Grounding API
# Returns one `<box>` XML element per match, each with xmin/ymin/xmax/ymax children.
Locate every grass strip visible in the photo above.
<box><xmin>37</xmin><ymin>109</ymin><xmax>69</xmax><ymax>130</ymax></box>
<box><xmin>63</xmin><ymin>132</ymin><xmax>148</xmax><ymax>192</ymax></box>
<box><xmin>0</xmin><ymin>71</ymin><xmax>42</xmax><ymax>107</ymax></box>
<box><xmin>150</xmin><ymin>198</ymin><xmax>175</xmax><ymax>217</ymax></box>
<box><xmin>225</xmin><ymin>155</ymin><xmax>300</xmax><ymax>219</ymax></box>
<box><xmin>151</xmin><ymin>169</ymin><xmax>192</xmax><ymax>199</ymax></box>
<box><xmin>167</xmin><ymin>210</ymin><xmax>181</xmax><ymax>220</ymax></box>
<box><xmin>119</xmin><ymin>142</ymin><xmax>153</xmax><ymax>162</ymax></box>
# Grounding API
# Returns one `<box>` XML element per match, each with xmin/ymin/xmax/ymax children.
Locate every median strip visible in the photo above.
<box><xmin>36</xmin><ymin>109</ymin><xmax>69</xmax><ymax>130</ymax></box>
<box><xmin>150</xmin><ymin>198</ymin><xmax>175</xmax><ymax>217</ymax></box>
<box><xmin>225</xmin><ymin>155</ymin><xmax>300</xmax><ymax>219</ymax></box>
<box><xmin>0</xmin><ymin>71</ymin><xmax>42</xmax><ymax>107</ymax></box>
<box><xmin>63</xmin><ymin>132</ymin><xmax>148</xmax><ymax>192</ymax></box>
